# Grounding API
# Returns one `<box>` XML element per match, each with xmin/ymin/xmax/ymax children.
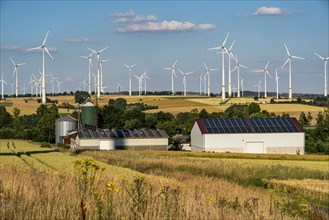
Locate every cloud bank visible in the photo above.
<box><xmin>110</xmin><ymin>10</ymin><xmax>215</xmax><ymax>33</ymax></box>
<box><xmin>64</xmin><ymin>37</ymin><xmax>92</xmax><ymax>43</ymax></box>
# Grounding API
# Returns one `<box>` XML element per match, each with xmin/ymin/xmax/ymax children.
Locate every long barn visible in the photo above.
<box><xmin>191</xmin><ymin>118</ymin><xmax>305</xmax><ymax>154</ymax></box>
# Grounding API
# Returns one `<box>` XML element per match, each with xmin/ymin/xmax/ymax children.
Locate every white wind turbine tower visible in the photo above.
<box><xmin>163</xmin><ymin>60</ymin><xmax>178</xmax><ymax>95</ymax></box>
<box><xmin>199</xmin><ymin>73</ymin><xmax>203</xmax><ymax>95</ymax></box>
<box><xmin>254</xmin><ymin>81</ymin><xmax>262</xmax><ymax>98</ymax></box>
<box><xmin>117</xmin><ymin>83</ymin><xmax>123</xmax><ymax>93</ymax></box>
<box><xmin>203</xmin><ymin>62</ymin><xmax>218</xmax><ymax>97</ymax></box>
<box><xmin>57</xmin><ymin>80</ymin><xmax>63</xmax><ymax>93</ymax></box>
<box><xmin>29</xmin><ymin>76</ymin><xmax>34</xmax><ymax>97</ymax></box>
<box><xmin>81</xmin><ymin>79</ymin><xmax>87</xmax><ymax>91</ymax></box>
<box><xmin>27</xmin><ymin>29</ymin><xmax>54</xmax><ymax>104</ymax></box>
<box><xmin>0</xmin><ymin>73</ymin><xmax>7</xmax><ymax>99</ymax></box>
<box><xmin>80</xmin><ymin>52</ymin><xmax>94</xmax><ymax>95</ymax></box>
<box><xmin>232</xmin><ymin>84</ymin><xmax>237</xmax><ymax>97</ymax></box>
<box><xmin>142</xmin><ymin>70</ymin><xmax>150</xmax><ymax>96</ymax></box>
<box><xmin>206</xmin><ymin>32</ymin><xmax>230</xmax><ymax>102</ymax></box>
<box><xmin>49</xmin><ymin>74</ymin><xmax>59</xmax><ymax>96</ymax></box>
<box><xmin>10</xmin><ymin>57</ymin><xmax>26</xmax><ymax>97</ymax></box>
<box><xmin>178</xmin><ymin>68</ymin><xmax>193</xmax><ymax>97</ymax></box>
<box><xmin>281</xmin><ymin>43</ymin><xmax>305</xmax><ymax>99</ymax></box>
<box><xmin>219</xmin><ymin>40</ymin><xmax>236</xmax><ymax>97</ymax></box>
<box><xmin>133</xmin><ymin>73</ymin><xmax>144</xmax><ymax>96</ymax></box>
<box><xmin>31</xmin><ymin>74</ymin><xmax>39</xmax><ymax>97</ymax></box>
<box><xmin>240</xmin><ymin>79</ymin><xmax>244</xmax><ymax>97</ymax></box>
<box><xmin>87</xmin><ymin>46</ymin><xmax>110</xmax><ymax>99</ymax></box>
<box><xmin>123</xmin><ymin>63</ymin><xmax>137</xmax><ymax>96</ymax></box>
<box><xmin>254</xmin><ymin>60</ymin><xmax>271</xmax><ymax>98</ymax></box>
<box><xmin>99</xmin><ymin>59</ymin><xmax>110</xmax><ymax>94</ymax></box>
<box><xmin>21</xmin><ymin>83</ymin><xmax>27</xmax><ymax>96</ymax></box>
<box><xmin>275</xmin><ymin>69</ymin><xmax>280</xmax><ymax>100</ymax></box>
<box><xmin>9</xmin><ymin>82</ymin><xmax>15</xmax><ymax>97</ymax></box>
<box><xmin>314</xmin><ymin>52</ymin><xmax>329</xmax><ymax>97</ymax></box>
<box><xmin>91</xmin><ymin>73</ymin><xmax>97</xmax><ymax>94</ymax></box>
<box><xmin>203</xmin><ymin>74</ymin><xmax>207</xmax><ymax>95</ymax></box>
<box><xmin>231</xmin><ymin>54</ymin><xmax>248</xmax><ymax>98</ymax></box>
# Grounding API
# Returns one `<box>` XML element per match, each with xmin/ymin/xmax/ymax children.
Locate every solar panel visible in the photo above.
<box><xmin>150</xmin><ymin>129</ymin><xmax>158</xmax><ymax>137</ymax></box>
<box><xmin>112</xmin><ymin>130</ymin><xmax>119</xmax><ymax>138</ymax></box>
<box><xmin>96</xmin><ymin>129</ymin><xmax>103</xmax><ymax>138</ymax></box>
<box><xmin>81</xmin><ymin>130</ymin><xmax>88</xmax><ymax>138</ymax></box>
<box><xmin>127</xmin><ymin>129</ymin><xmax>134</xmax><ymax>137</ymax></box>
<box><xmin>158</xmin><ymin>129</ymin><xmax>168</xmax><ymax>137</ymax></box>
<box><xmin>143</xmin><ymin>129</ymin><xmax>150</xmax><ymax>137</ymax></box>
<box><xmin>89</xmin><ymin>130</ymin><xmax>95</xmax><ymax>138</ymax></box>
<box><xmin>104</xmin><ymin>129</ymin><xmax>111</xmax><ymax>138</ymax></box>
<box><xmin>134</xmin><ymin>129</ymin><xmax>142</xmax><ymax>137</ymax></box>
<box><xmin>119</xmin><ymin>130</ymin><xmax>126</xmax><ymax>137</ymax></box>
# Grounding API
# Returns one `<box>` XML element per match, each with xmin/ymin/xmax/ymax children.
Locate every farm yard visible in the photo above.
<box><xmin>1</xmin><ymin>140</ymin><xmax>328</xmax><ymax>219</ymax></box>
<box><xmin>1</xmin><ymin>95</ymin><xmax>325</xmax><ymax>122</ymax></box>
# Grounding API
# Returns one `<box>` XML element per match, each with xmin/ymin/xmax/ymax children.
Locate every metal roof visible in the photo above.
<box><xmin>77</xmin><ymin>128</ymin><xmax>168</xmax><ymax>139</ymax></box>
<box><xmin>196</xmin><ymin>118</ymin><xmax>304</xmax><ymax>134</ymax></box>
<box><xmin>56</xmin><ymin>115</ymin><xmax>78</xmax><ymax>122</ymax></box>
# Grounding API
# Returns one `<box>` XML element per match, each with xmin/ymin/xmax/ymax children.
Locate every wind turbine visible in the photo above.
<box><xmin>199</xmin><ymin>73</ymin><xmax>203</xmax><ymax>95</ymax></box>
<box><xmin>117</xmin><ymin>83</ymin><xmax>123</xmax><ymax>93</ymax></box>
<box><xmin>240</xmin><ymin>79</ymin><xmax>244</xmax><ymax>97</ymax></box>
<box><xmin>314</xmin><ymin>52</ymin><xmax>329</xmax><ymax>97</ymax></box>
<box><xmin>21</xmin><ymin>83</ymin><xmax>27</xmax><ymax>96</ymax></box>
<box><xmin>281</xmin><ymin>43</ymin><xmax>305</xmax><ymax>99</ymax></box>
<box><xmin>232</xmin><ymin>84</ymin><xmax>237</xmax><ymax>97</ymax></box>
<box><xmin>231</xmin><ymin>54</ymin><xmax>248</xmax><ymax>98</ymax></box>
<box><xmin>219</xmin><ymin>40</ymin><xmax>236</xmax><ymax>97</ymax></box>
<box><xmin>9</xmin><ymin>57</ymin><xmax>26</xmax><ymax>97</ymax></box>
<box><xmin>203</xmin><ymin>74</ymin><xmax>207</xmax><ymax>95</ymax></box>
<box><xmin>9</xmin><ymin>82</ymin><xmax>15</xmax><ymax>97</ymax></box>
<box><xmin>81</xmin><ymin>79</ymin><xmax>87</xmax><ymax>91</ymax></box>
<box><xmin>206</xmin><ymin>32</ymin><xmax>230</xmax><ymax>102</ymax></box>
<box><xmin>99</xmin><ymin>59</ymin><xmax>110</xmax><ymax>94</ymax></box>
<box><xmin>0</xmin><ymin>73</ymin><xmax>7</xmax><ymax>99</ymax></box>
<box><xmin>178</xmin><ymin>68</ymin><xmax>193</xmax><ymax>97</ymax></box>
<box><xmin>49</xmin><ymin>73</ymin><xmax>59</xmax><ymax>96</ymax></box>
<box><xmin>254</xmin><ymin>60</ymin><xmax>271</xmax><ymax>98</ymax></box>
<box><xmin>80</xmin><ymin>52</ymin><xmax>94</xmax><ymax>95</ymax></box>
<box><xmin>142</xmin><ymin>70</ymin><xmax>150</xmax><ymax>96</ymax></box>
<box><xmin>275</xmin><ymin>69</ymin><xmax>280</xmax><ymax>100</ymax></box>
<box><xmin>91</xmin><ymin>73</ymin><xmax>97</xmax><ymax>94</ymax></box>
<box><xmin>163</xmin><ymin>60</ymin><xmax>178</xmax><ymax>95</ymax></box>
<box><xmin>123</xmin><ymin>63</ymin><xmax>137</xmax><ymax>96</ymax></box>
<box><xmin>254</xmin><ymin>81</ymin><xmax>262</xmax><ymax>98</ymax></box>
<box><xmin>203</xmin><ymin>62</ymin><xmax>218</xmax><ymax>97</ymax></box>
<box><xmin>27</xmin><ymin>29</ymin><xmax>54</xmax><ymax>104</ymax></box>
<box><xmin>56</xmin><ymin>80</ymin><xmax>63</xmax><ymax>93</ymax></box>
<box><xmin>87</xmin><ymin>46</ymin><xmax>110</xmax><ymax>99</ymax></box>
<box><xmin>29</xmin><ymin>75</ymin><xmax>34</xmax><ymax>97</ymax></box>
<box><xmin>133</xmin><ymin>73</ymin><xmax>144</xmax><ymax>96</ymax></box>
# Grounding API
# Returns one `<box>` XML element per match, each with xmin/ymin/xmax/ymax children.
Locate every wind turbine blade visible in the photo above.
<box><xmin>44</xmin><ymin>47</ymin><xmax>54</xmax><ymax>60</ymax></box>
<box><xmin>266</xmin><ymin>71</ymin><xmax>272</xmax><ymax>79</ymax></box>
<box><xmin>99</xmin><ymin>45</ymin><xmax>110</xmax><ymax>53</ymax></box>
<box><xmin>132</xmin><ymin>63</ymin><xmax>138</xmax><ymax>68</ymax></box>
<box><xmin>206</xmin><ymin>47</ymin><xmax>221</xmax><ymax>51</ymax></box>
<box><xmin>9</xmin><ymin>57</ymin><xmax>16</xmax><ymax>65</ymax></box>
<box><xmin>254</xmin><ymin>70</ymin><xmax>264</xmax><ymax>73</ymax></box>
<box><xmin>231</xmin><ymin>66</ymin><xmax>238</xmax><ymax>72</ymax></box>
<box><xmin>163</xmin><ymin>67</ymin><xmax>171</xmax><ymax>70</ymax></box>
<box><xmin>80</xmin><ymin>56</ymin><xmax>88</xmax><ymax>59</ymax></box>
<box><xmin>222</xmin><ymin>32</ymin><xmax>230</xmax><ymax>46</ymax></box>
<box><xmin>177</xmin><ymin>68</ymin><xmax>184</xmax><ymax>75</ymax></box>
<box><xmin>172</xmin><ymin>60</ymin><xmax>178</xmax><ymax>68</ymax></box>
<box><xmin>102</xmin><ymin>59</ymin><xmax>110</xmax><ymax>63</ymax></box>
<box><xmin>89</xmin><ymin>59</ymin><xmax>93</xmax><ymax>68</ymax></box>
<box><xmin>265</xmin><ymin>60</ymin><xmax>270</xmax><ymax>69</ymax></box>
<box><xmin>229</xmin><ymin>40</ymin><xmax>235</xmax><ymax>51</ymax></box>
<box><xmin>42</xmin><ymin>29</ymin><xmax>50</xmax><ymax>46</ymax></box>
<box><xmin>210</xmin><ymin>68</ymin><xmax>218</xmax><ymax>71</ymax></box>
<box><xmin>123</xmin><ymin>63</ymin><xmax>129</xmax><ymax>68</ymax></box>
<box><xmin>202</xmin><ymin>62</ymin><xmax>208</xmax><ymax>70</ymax></box>
<box><xmin>281</xmin><ymin>58</ymin><xmax>289</xmax><ymax>69</ymax></box>
<box><xmin>27</xmin><ymin>46</ymin><xmax>42</xmax><ymax>51</ymax></box>
<box><xmin>173</xmin><ymin>69</ymin><xmax>177</xmax><ymax>78</ymax></box>
<box><xmin>17</xmin><ymin>63</ymin><xmax>26</xmax><ymax>66</ymax></box>
<box><xmin>284</xmin><ymin>43</ymin><xmax>290</xmax><ymax>56</ymax></box>
<box><xmin>291</xmin><ymin>56</ymin><xmax>305</xmax><ymax>60</ymax></box>
<box><xmin>240</xmin><ymin>64</ymin><xmax>248</xmax><ymax>69</ymax></box>
<box><xmin>12</xmin><ymin>68</ymin><xmax>16</xmax><ymax>77</ymax></box>
<box><xmin>87</xmin><ymin>47</ymin><xmax>97</xmax><ymax>54</ymax></box>
<box><xmin>186</xmin><ymin>71</ymin><xmax>193</xmax><ymax>75</ymax></box>
<box><xmin>314</xmin><ymin>52</ymin><xmax>324</xmax><ymax>60</ymax></box>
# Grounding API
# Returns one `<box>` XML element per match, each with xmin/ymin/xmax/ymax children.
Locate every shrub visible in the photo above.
<box><xmin>41</xmin><ymin>142</ymin><xmax>51</xmax><ymax>148</ymax></box>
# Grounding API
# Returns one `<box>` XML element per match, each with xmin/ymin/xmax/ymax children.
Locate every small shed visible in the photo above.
<box><xmin>55</xmin><ymin>115</ymin><xmax>78</xmax><ymax>144</ymax></box>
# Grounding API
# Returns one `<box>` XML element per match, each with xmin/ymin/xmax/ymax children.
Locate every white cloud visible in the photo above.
<box><xmin>113</xmin><ymin>14</ymin><xmax>157</xmax><ymax>23</ymax></box>
<box><xmin>110</xmin><ymin>10</ymin><xmax>135</xmax><ymax>17</ymax></box>
<box><xmin>197</xmin><ymin>23</ymin><xmax>216</xmax><ymax>30</ymax></box>
<box><xmin>64</xmin><ymin>37</ymin><xmax>92</xmax><ymax>43</ymax></box>
<box><xmin>253</xmin><ymin>6</ymin><xmax>288</xmax><ymax>16</ymax></box>
<box><xmin>0</xmin><ymin>45</ymin><xmax>21</xmax><ymax>52</ymax></box>
<box><xmin>115</xmin><ymin>20</ymin><xmax>196</xmax><ymax>33</ymax></box>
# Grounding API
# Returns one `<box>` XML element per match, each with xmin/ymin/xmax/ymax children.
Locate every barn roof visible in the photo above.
<box><xmin>77</xmin><ymin>128</ymin><xmax>168</xmax><ymax>139</ymax></box>
<box><xmin>196</xmin><ymin>118</ymin><xmax>304</xmax><ymax>134</ymax></box>
<box><xmin>56</xmin><ymin>115</ymin><xmax>77</xmax><ymax>122</ymax></box>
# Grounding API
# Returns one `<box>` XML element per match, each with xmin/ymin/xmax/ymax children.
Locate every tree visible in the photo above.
<box><xmin>247</xmin><ymin>103</ymin><xmax>261</xmax><ymax>116</ymax></box>
<box><xmin>0</xmin><ymin>106</ymin><xmax>12</xmax><ymax>128</ymax></box>
<box><xmin>33</xmin><ymin>104</ymin><xmax>59</xmax><ymax>142</ymax></box>
<box><xmin>75</xmin><ymin>91</ymin><xmax>90</xmax><ymax>104</ymax></box>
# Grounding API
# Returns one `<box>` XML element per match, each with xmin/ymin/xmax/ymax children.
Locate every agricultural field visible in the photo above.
<box><xmin>1</xmin><ymin>140</ymin><xmax>328</xmax><ymax>219</ymax></box>
<box><xmin>1</xmin><ymin>95</ymin><xmax>325</xmax><ymax>122</ymax></box>
<box><xmin>0</xmin><ymin>139</ymin><xmax>54</xmax><ymax>154</ymax></box>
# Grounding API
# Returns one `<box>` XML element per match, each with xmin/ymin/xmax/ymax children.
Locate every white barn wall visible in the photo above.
<box><xmin>116</xmin><ymin>138</ymin><xmax>168</xmax><ymax>149</ymax></box>
<box><xmin>191</xmin><ymin>122</ymin><xmax>204</xmax><ymax>152</ymax></box>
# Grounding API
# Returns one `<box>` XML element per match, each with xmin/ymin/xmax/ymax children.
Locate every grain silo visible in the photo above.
<box><xmin>55</xmin><ymin>115</ymin><xmax>78</xmax><ymax>144</ymax></box>
<box><xmin>81</xmin><ymin>102</ymin><xmax>96</xmax><ymax>128</ymax></box>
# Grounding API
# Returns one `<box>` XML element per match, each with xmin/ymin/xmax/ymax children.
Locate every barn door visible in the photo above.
<box><xmin>245</xmin><ymin>142</ymin><xmax>264</xmax><ymax>154</ymax></box>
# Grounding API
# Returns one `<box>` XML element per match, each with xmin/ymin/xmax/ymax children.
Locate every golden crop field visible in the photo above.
<box><xmin>1</xmin><ymin>95</ymin><xmax>324</xmax><ymax>120</ymax></box>
<box><xmin>0</xmin><ymin>139</ymin><xmax>53</xmax><ymax>153</ymax></box>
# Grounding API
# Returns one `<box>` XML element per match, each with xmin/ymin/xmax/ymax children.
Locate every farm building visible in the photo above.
<box><xmin>69</xmin><ymin>128</ymin><xmax>168</xmax><ymax>150</ymax></box>
<box><xmin>55</xmin><ymin>115</ymin><xmax>78</xmax><ymax>144</ymax></box>
<box><xmin>191</xmin><ymin>118</ymin><xmax>305</xmax><ymax>154</ymax></box>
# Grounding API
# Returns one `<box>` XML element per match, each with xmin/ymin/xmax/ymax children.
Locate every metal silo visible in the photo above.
<box><xmin>55</xmin><ymin>115</ymin><xmax>78</xmax><ymax>144</ymax></box>
<box><xmin>81</xmin><ymin>101</ymin><xmax>96</xmax><ymax>128</ymax></box>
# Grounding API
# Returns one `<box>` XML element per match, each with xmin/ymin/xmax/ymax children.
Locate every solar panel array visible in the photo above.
<box><xmin>79</xmin><ymin>128</ymin><xmax>168</xmax><ymax>139</ymax></box>
<box><xmin>202</xmin><ymin>118</ymin><xmax>301</xmax><ymax>134</ymax></box>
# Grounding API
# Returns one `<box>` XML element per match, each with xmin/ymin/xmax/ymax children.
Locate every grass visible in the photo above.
<box><xmin>0</xmin><ymin>139</ymin><xmax>54</xmax><ymax>153</ymax></box>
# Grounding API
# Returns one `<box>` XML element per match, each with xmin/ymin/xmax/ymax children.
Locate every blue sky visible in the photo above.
<box><xmin>1</xmin><ymin>1</ymin><xmax>328</xmax><ymax>95</ymax></box>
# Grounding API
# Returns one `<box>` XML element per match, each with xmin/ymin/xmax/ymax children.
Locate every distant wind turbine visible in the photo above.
<box><xmin>57</xmin><ymin>80</ymin><xmax>63</xmax><ymax>93</ymax></box>
<box><xmin>231</xmin><ymin>54</ymin><xmax>248</xmax><ymax>98</ymax></box>
<box><xmin>206</xmin><ymin>32</ymin><xmax>230</xmax><ymax>102</ymax></box>
<box><xmin>81</xmin><ymin>79</ymin><xmax>87</xmax><ymax>91</ymax></box>
<box><xmin>178</xmin><ymin>68</ymin><xmax>193</xmax><ymax>97</ymax></box>
<box><xmin>117</xmin><ymin>83</ymin><xmax>123</xmax><ymax>93</ymax></box>
<box><xmin>123</xmin><ymin>63</ymin><xmax>137</xmax><ymax>96</ymax></box>
<box><xmin>142</xmin><ymin>70</ymin><xmax>150</xmax><ymax>96</ymax></box>
<box><xmin>203</xmin><ymin>62</ymin><xmax>218</xmax><ymax>97</ymax></box>
<box><xmin>80</xmin><ymin>52</ymin><xmax>94</xmax><ymax>95</ymax></box>
<box><xmin>314</xmin><ymin>52</ymin><xmax>329</xmax><ymax>97</ymax></box>
<box><xmin>99</xmin><ymin>59</ymin><xmax>110</xmax><ymax>93</ymax></box>
<box><xmin>275</xmin><ymin>69</ymin><xmax>280</xmax><ymax>100</ymax></box>
<box><xmin>254</xmin><ymin>60</ymin><xmax>271</xmax><ymax>98</ymax></box>
<box><xmin>10</xmin><ymin>57</ymin><xmax>26</xmax><ymax>97</ymax></box>
<box><xmin>240</xmin><ymin>79</ymin><xmax>244</xmax><ymax>97</ymax></box>
<box><xmin>27</xmin><ymin>29</ymin><xmax>54</xmax><ymax>104</ymax></box>
<box><xmin>21</xmin><ymin>83</ymin><xmax>27</xmax><ymax>96</ymax></box>
<box><xmin>222</xmin><ymin>40</ymin><xmax>236</xmax><ymax>97</ymax></box>
<box><xmin>163</xmin><ymin>60</ymin><xmax>178</xmax><ymax>95</ymax></box>
<box><xmin>9</xmin><ymin>82</ymin><xmax>15</xmax><ymax>97</ymax></box>
<box><xmin>254</xmin><ymin>81</ymin><xmax>262</xmax><ymax>98</ymax></box>
<box><xmin>281</xmin><ymin>43</ymin><xmax>305</xmax><ymax>99</ymax></box>
<box><xmin>0</xmin><ymin>73</ymin><xmax>7</xmax><ymax>99</ymax></box>
<box><xmin>133</xmin><ymin>73</ymin><xmax>144</xmax><ymax>96</ymax></box>
<box><xmin>49</xmin><ymin>73</ymin><xmax>59</xmax><ymax>96</ymax></box>
<box><xmin>232</xmin><ymin>84</ymin><xmax>237</xmax><ymax>97</ymax></box>
<box><xmin>199</xmin><ymin>73</ymin><xmax>203</xmax><ymax>95</ymax></box>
